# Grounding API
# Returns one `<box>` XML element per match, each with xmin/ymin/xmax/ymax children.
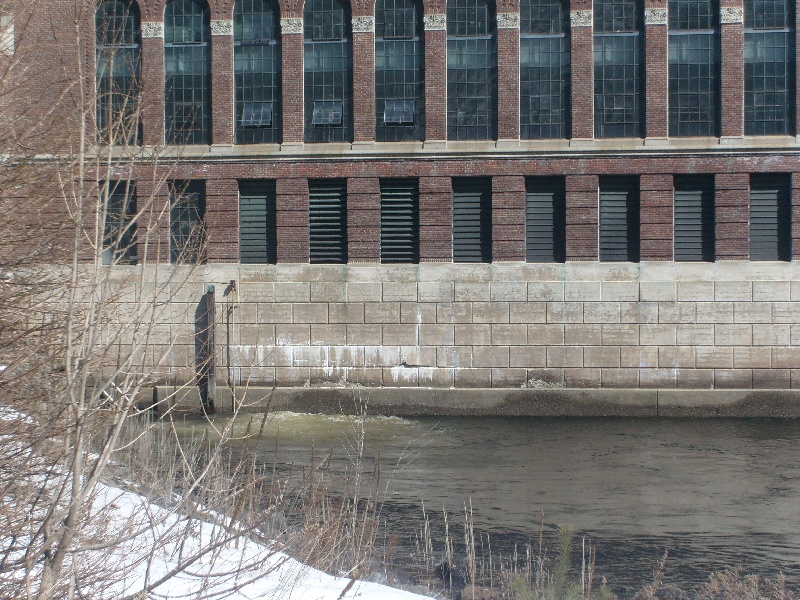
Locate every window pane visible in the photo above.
<box><xmin>745</xmin><ymin>30</ymin><xmax>793</xmax><ymax>135</ymax></box>
<box><xmin>669</xmin><ymin>28</ymin><xmax>718</xmax><ymax>136</ymax></box>
<box><xmin>594</xmin><ymin>30</ymin><xmax>642</xmax><ymax>138</ymax></box>
<box><xmin>521</xmin><ymin>34</ymin><xmax>569</xmax><ymax>138</ymax></box>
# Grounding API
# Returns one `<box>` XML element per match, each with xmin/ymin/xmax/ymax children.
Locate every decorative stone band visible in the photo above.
<box><xmin>423</xmin><ymin>14</ymin><xmax>446</xmax><ymax>31</ymax></box>
<box><xmin>496</xmin><ymin>12</ymin><xmax>520</xmax><ymax>29</ymax></box>
<box><xmin>644</xmin><ymin>8</ymin><xmax>667</xmax><ymax>25</ymax></box>
<box><xmin>211</xmin><ymin>19</ymin><xmax>233</xmax><ymax>36</ymax></box>
<box><xmin>141</xmin><ymin>21</ymin><xmax>164</xmax><ymax>38</ymax></box>
<box><xmin>570</xmin><ymin>10</ymin><xmax>592</xmax><ymax>27</ymax></box>
<box><xmin>0</xmin><ymin>16</ymin><xmax>13</xmax><ymax>56</ymax></box>
<box><xmin>352</xmin><ymin>16</ymin><xmax>374</xmax><ymax>33</ymax></box>
<box><xmin>720</xmin><ymin>7</ymin><xmax>744</xmax><ymax>24</ymax></box>
<box><xmin>281</xmin><ymin>17</ymin><xmax>303</xmax><ymax>34</ymax></box>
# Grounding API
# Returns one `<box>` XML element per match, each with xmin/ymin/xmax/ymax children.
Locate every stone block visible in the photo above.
<box><xmin>563</xmin><ymin>368</ymin><xmax>601</xmax><ymax>388</ymax></box>
<box><xmin>639</xmin><ymin>368</ymin><xmax>677</xmax><ymax>388</ymax></box>
<box><xmin>347</xmin><ymin>282</ymin><xmax>383</xmax><ymax>302</ymax></box>
<box><xmin>472</xmin><ymin>302</ymin><xmax>510</xmax><ymax>323</ymax></box>
<box><xmin>676</xmin><ymin>369</ymin><xmax>714</xmax><ymax>389</ymax></box>
<box><xmin>454</xmin><ymin>282</ymin><xmax>491</xmax><ymax>301</ymax></box>
<box><xmin>771</xmin><ymin>302</ymin><xmax>800</xmax><ymax>323</ymax></box>
<box><xmin>383</xmin><ymin>282</ymin><xmax>418</xmax><ymax>302</ymax></box>
<box><xmin>547</xmin><ymin>347</ymin><xmax>583</xmax><ymax>368</ymax></box>
<box><xmin>696</xmin><ymin>302</ymin><xmax>734</xmax><ymax>323</ymax></box>
<box><xmin>714</xmin><ymin>369</ymin><xmax>752</xmax><ymax>389</ymax></box>
<box><xmin>308</xmin><ymin>368</ymin><xmax>345</xmax><ymax>385</ymax></box>
<box><xmin>792</xmin><ymin>281</ymin><xmax>800</xmax><ymax>301</ymax></box>
<box><xmin>455</xmin><ymin>324</ymin><xmax>492</xmax><ymax>346</ymax></box>
<box><xmin>400</xmin><ymin>346</ymin><xmax>437</xmax><ymax>367</ymax></box>
<box><xmin>258</xmin><ymin>303</ymin><xmax>293</xmax><ymax>323</ymax></box>
<box><xmin>236</xmin><ymin>303</ymin><xmax>259</xmax><ymax>324</ymax></box>
<box><xmin>640</xmin><ymin>282</ymin><xmax>677</xmax><ymax>302</ymax></box>
<box><xmin>509</xmin><ymin>346</ymin><xmax>547</xmax><ymax>368</ymax></box>
<box><xmin>546</xmin><ymin>302</ymin><xmax>584</xmax><ymax>323</ymax></box>
<box><xmin>792</xmin><ymin>325</ymin><xmax>800</xmax><ymax>345</ymax></box>
<box><xmin>419</xmin><ymin>324</ymin><xmax>455</xmax><ymax>346</ymax></box>
<box><xmin>733</xmin><ymin>302</ymin><xmax>771</xmax><ymax>324</ymax></box>
<box><xmin>753</xmin><ymin>281</ymin><xmax>791</xmax><ymax>302</ymax></box>
<box><xmin>310</xmin><ymin>325</ymin><xmax>347</xmax><ymax>346</ymax></box>
<box><xmin>436</xmin><ymin>302</ymin><xmax>473</xmax><ymax>324</ymax></box>
<box><xmin>733</xmin><ymin>347</ymin><xmax>771</xmax><ymax>369</ymax></box>
<box><xmin>491</xmin><ymin>368</ymin><xmax>528</xmax><ymax>387</ymax></box>
<box><xmin>238</xmin><ymin>283</ymin><xmax>276</xmax><ymax>303</ymax></box>
<box><xmin>640</xmin><ymin>324</ymin><xmax>677</xmax><ymax>346</ymax></box>
<box><xmin>620</xmin><ymin>302</ymin><xmax>659</xmax><ymax>324</ymax></box>
<box><xmin>418</xmin><ymin>367</ymin><xmax>455</xmax><ymax>388</ymax></box>
<box><xmin>620</xmin><ymin>347</ymin><xmax>659</xmax><ymax>368</ymax></box>
<box><xmin>275</xmin><ymin>325</ymin><xmax>310</xmax><ymax>346</ymax></box>
<box><xmin>293</xmin><ymin>303</ymin><xmax>329</xmax><ymax>324</ymax></box>
<box><xmin>583</xmin><ymin>302</ymin><xmax>621</xmax><ymax>323</ymax></box>
<box><xmin>676</xmin><ymin>324</ymin><xmax>714</xmax><ymax>346</ymax></box>
<box><xmin>564</xmin><ymin>324</ymin><xmax>602</xmax><ymax>345</ymax></box>
<box><xmin>658</xmin><ymin>346</ymin><xmax>696</xmax><ymax>368</ymax></box>
<box><xmin>472</xmin><ymin>346</ymin><xmax>510</xmax><ymax>368</ymax></box>
<box><xmin>601</xmin><ymin>324</ymin><xmax>639</xmax><ymax>346</ymax></box>
<box><xmin>327</xmin><ymin>345</ymin><xmax>366</xmax><ymax>367</ymax></box>
<box><xmin>715</xmin><ymin>281</ymin><xmax>752</xmax><ymax>301</ymax></box>
<box><xmin>772</xmin><ymin>347</ymin><xmax>800</xmax><ymax>369</ymax></box>
<box><xmin>509</xmin><ymin>302</ymin><xmax>547</xmax><ymax>323</ymax></box>
<box><xmin>528</xmin><ymin>281</ymin><xmax>565</xmax><ymax>301</ymax></box>
<box><xmin>364</xmin><ymin>346</ymin><xmax>401</xmax><ymax>367</ymax></box>
<box><xmin>584</xmin><ymin>346</ymin><xmax>621</xmax><ymax>368</ymax></box>
<box><xmin>328</xmin><ymin>302</ymin><xmax>365</xmax><ymax>324</ymax></box>
<box><xmin>714</xmin><ymin>324</ymin><xmax>753</xmax><ymax>346</ymax></box>
<box><xmin>383</xmin><ymin>367</ymin><xmax>420</xmax><ymax>387</ymax></box>
<box><xmin>658</xmin><ymin>302</ymin><xmax>696</xmax><ymax>324</ymax></box>
<box><xmin>752</xmin><ymin>324</ymin><xmax>789</xmax><ymax>346</ymax></box>
<box><xmin>525</xmin><ymin>368</ymin><xmax>565</xmax><ymax>386</ymax></box>
<box><xmin>401</xmin><ymin>302</ymin><xmax>437</xmax><ymax>324</ymax></box>
<box><xmin>490</xmin><ymin>324</ymin><xmax>526</xmax><ymax>346</ymax></box>
<box><xmin>364</xmin><ymin>302</ymin><xmax>401</xmax><ymax>323</ymax></box>
<box><xmin>436</xmin><ymin>346</ymin><xmax>473</xmax><ymax>368</ymax></box>
<box><xmin>275</xmin><ymin>367</ymin><xmax>311</xmax><ymax>386</ymax></box>
<box><xmin>454</xmin><ymin>368</ymin><xmax>492</xmax><ymax>388</ymax></box>
<box><xmin>274</xmin><ymin>282</ymin><xmax>311</xmax><ymax>302</ymax></box>
<box><xmin>491</xmin><ymin>281</ymin><xmax>527</xmax><ymax>301</ymax></box>
<box><xmin>752</xmin><ymin>369</ymin><xmax>791</xmax><ymax>389</ymax></box>
<box><xmin>347</xmin><ymin>324</ymin><xmax>383</xmax><ymax>346</ymax></box>
<box><xmin>383</xmin><ymin>324</ymin><xmax>419</xmax><ymax>346</ymax></box>
<box><xmin>237</xmin><ymin>324</ymin><xmax>276</xmax><ymax>346</ymax></box>
<box><xmin>527</xmin><ymin>324</ymin><xmax>565</xmax><ymax>345</ymax></box>
<box><xmin>677</xmin><ymin>281</ymin><xmax>714</xmax><ymax>301</ymax></box>
<box><xmin>292</xmin><ymin>346</ymin><xmax>326</xmax><ymax>367</ymax></box>
<box><xmin>564</xmin><ymin>281</ymin><xmax>601</xmax><ymax>301</ymax></box>
<box><xmin>792</xmin><ymin>370</ymin><xmax>800</xmax><ymax>389</ymax></box>
<box><xmin>418</xmin><ymin>282</ymin><xmax>454</xmax><ymax>302</ymax></box>
<box><xmin>601</xmin><ymin>368</ymin><xmax>640</xmax><ymax>388</ymax></box>
<box><xmin>602</xmin><ymin>281</ymin><xmax>639</xmax><ymax>301</ymax></box>
<box><xmin>344</xmin><ymin>368</ymin><xmax>384</xmax><ymax>387</ymax></box>
<box><xmin>310</xmin><ymin>282</ymin><xmax>346</xmax><ymax>302</ymax></box>
<box><xmin>696</xmin><ymin>347</ymin><xmax>733</xmax><ymax>369</ymax></box>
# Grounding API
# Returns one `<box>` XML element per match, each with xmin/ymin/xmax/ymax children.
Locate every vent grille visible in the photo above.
<box><xmin>674</xmin><ymin>175</ymin><xmax>715</xmax><ymax>262</ymax></box>
<box><xmin>750</xmin><ymin>174</ymin><xmax>791</xmax><ymax>261</ymax></box>
<box><xmin>239</xmin><ymin>180</ymin><xmax>277</xmax><ymax>264</ymax></box>
<box><xmin>600</xmin><ymin>176</ymin><xmax>640</xmax><ymax>262</ymax></box>
<box><xmin>309</xmin><ymin>179</ymin><xmax>347</xmax><ymax>264</ymax></box>
<box><xmin>453</xmin><ymin>177</ymin><xmax>492</xmax><ymax>263</ymax></box>
<box><xmin>380</xmin><ymin>178</ymin><xmax>419</xmax><ymax>263</ymax></box>
<box><xmin>526</xmin><ymin>177</ymin><xmax>566</xmax><ymax>262</ymax></box>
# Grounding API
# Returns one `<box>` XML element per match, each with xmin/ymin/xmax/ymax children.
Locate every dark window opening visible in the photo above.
<box><xmin>312</xmin><ymin>100</ymin><xmax>344</xmax><ymax>125</ymax></box>
<box><xmin>383</xmin><ymin>99</ymin><xmax>415</xmax><ymax>123</ymax></box>
<box><xmin>750</xmin><ymin>174</ymin><xmax>791</xmax><ymax>261</ymax></box>
<box><xmin>239</xmin><ymin>180</ymin><xmax>277</xmax><ymax>264</ymax></box>
<box><xmin>453</xmin><ymin>177</ymin><xmax>492</xmax><ymax>262</ymax></box>
<box><xmin>674</xmin><ymin>175</ymin><xmax>715</xmax><ymax>261</ymax></box>
<box><xmin>102</xmin><ymin>181</ymin><xmax>138</xmax><ymax>265</ymax></box>
<box><xmin>241</xmin><ymin>101</ymin><xmax>273</xmax><ymax>127</ymax></box>
<box><xmin>600</xmin><ymin>176</ymin><xmax>640</xmax><ymax>262</ymax></box>
<box><xmin>170</xmin><ymin>180</ymin><xmax>206</xmax><ymax>264</ymax></box>
<box><xmin>526</xmin><ymin>177</ymin><xmax>566</xmax><ymax>262</ymax></box>
<box><xmin>309</xmin><ymin>179</ymin><xmax>348</xmax><ymax>263</ymax></box>
<box><xmin>380</xmin><ymin>178</ymin><xmax>419</xmax><ymax>263</ymax></box>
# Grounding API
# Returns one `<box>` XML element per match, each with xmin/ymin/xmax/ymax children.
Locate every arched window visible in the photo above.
<box><xmin>375</xmin><ymin>0</ymin><xmax>424</xmax><ymax>141</ymax></box>
<box><xmin>304</xmin><ymin>0</ymin><xmax>353</xmax><ymax>142</ymax></box>
<box><xmin>234</xmin><ymin>0</ymin><xmax>281</xmax><ymax>144</ymax></box>
<box><xmin>447</xmin><ymin>0</ymin><xmax>497</xmax><ymax>140</ymax></box>
<box><xmin>520</xmin><ymin>0</ymin><xmax>569</xmax><ymax>139</ymax></box>
<box><xmin>593</xmin><ymin>0</ymin><xmax>643</xmax><ymax>138</ymax></box>
<box><xmin>96</xmin><ymin>0</ymin><xmax>141</xmax><ymax>144</ymax></box>
<box><xmin>165</xmin><ymin>0</ymin><xmax>211</xmax><ymax>144</ymax></box>
<box><xmin>744</xmin><ymin>0</ymin><xmax>794</xmax><ymax>135</ymax></box>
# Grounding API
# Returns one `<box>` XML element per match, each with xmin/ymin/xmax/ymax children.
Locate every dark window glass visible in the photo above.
<box><xmin>750</xmin><ymin>174</ymin><xmax>791</xmax><ymax>261</ymax></box>
<box><xmin>526</xmin><ymin>177</ymin><xmax>566</xmax><ymax>262</ymax></box>
<box><xmin>599</xmin><ymin>176</ymin><xmax>640</xmax><ymax>262</ymax></box>
<box><xmin>102</xmin><ymin>181</ymin><xmax>138</xmax><ymax>265</ymax></box>
<box><xmin>309</xmin><ymin>179</ymin><xmax>348</xmax><ymax>263</ymax></box>
<box><xmin>745</xmin><ymin>0</ymin><xmax>794</xmax><ymax>135</ymax></box>
<box><xmin>234</xmin><ymin>0</ymin><xmax>281</xmax><ymax>144</ymax></box>
<box><xmin>376</xmin><ymin>0</ymin><xmax>424</xmax><ymax>141</ymax></box>
<box><xmin>453</xmin><ymin>177</ymin><xmax>492</xmax><ymax>262</ymax></box>
<box><xmin>594</xmin><ymin>0</ymin><xmax>642</xmax><ymax>138</ymax></box>
<box><xmin>520</xmin><ymin>0</ymin><xmax>569</xmax><ymax>139</ymax></box>
<box><xmin>304</xmin><ymin>0</ymin><xmax>352</xmax><ymax>142</ymax></box>
<box><xmin>170</xmin><ymin>180</ymin><xmax>206</xmax><ymax>264</ymax></box>
<box><xmin>239</xmin><ymin>180</ymin><xmax>277</xmax><ymax>264</ymax></box>
<box><xmin>96</xmin><ymin>1</ymin><xmax>141</xmax><ymax>144</ymax></box>
<box><xmin>165</xmin><ymin>0</ymin><xmax>211</xmax><ymax>144</ymax></box>
<box><xmin>674</xmin><ymin>175</ymin><xmax>715</xmax><ymax>261</ymax></box>
<box><xmin>380</xmin><ymin>179</ymin><xmax>419</xmax><ymax>263</ymax></box>
<box><xmin>447</xmin><ymin>0</ymin><xmax>497</xmax><ymax>140</ymax></box>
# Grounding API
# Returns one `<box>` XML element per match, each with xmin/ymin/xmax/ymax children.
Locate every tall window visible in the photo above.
<box><xmin>375</xmin><ymin>0</ymin><xmax>424</xmax><ymax>141</ymax></box>
<box><xmin>744</xmin><ymin>0</ymin><xmax>794</xmax><ymax>135</ymax></box>
<box><xmin>101</xmin><ymin>181</ymin><xmax>138</xmax><ymax>265</ymax></box>
<box><xmin>599</xmin><ymin>176</ymin><xmax>640</xmax><ymax>261</ymax></box>
<box><xmin>234</xmin><ymin>0</ymin><xmax>281</xmax><ymax>144</ymax></box>
<box><xmin>304</xmin><ymin>0</ymin><xmax>353</xmax><ymax>143</ymax></box>
<box><xmin>447</xmin><ymin>0</ymin><xmax>497</xmax><ymax>140</ymax></box>
<box><xmin>96</xmin><ymin>0</ymin><xmax>141</xmax><ymax>144</ymax></box>
<box><xmin>668</xmin><ymin>0</ymin><xmax>719</xmax><ymax>136</ymax></box>
<box><xmin>453</xmin><ymin>178</ymin><xmax>492</xmax><ymax>262</ymax></box>
<box><xmin>674</xmin><ymin>175</ymin><xmax>715</xmax><ymax>261</ymax></box>
<box><xmin>594</xmin><ymin>0</ymin><xmax>643</xmax><ymax>138</ymax></box>
<box><xmin>165</xmin><ymin>0</ymin><xmax>211</xmax><ymax>144</ymax></box>
<box><xmin>170</xmin><ymin>180</ymin><xmax>206</xmax><ymax>263</ymax></box>
<box><xmin>750</xmin><ymin>174</ymin><xmax>791</xmax><ymax>261</ymax></box>
<box><xmin>520</xmin><ymin>0</ymin><xmax>569</xmax><ymax>139</ymax></box>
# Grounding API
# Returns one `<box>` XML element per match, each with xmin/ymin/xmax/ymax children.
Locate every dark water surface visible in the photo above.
<box><xmin>172</xmin><ymin>414</ymin><xmax>800</xmax><ymax>595</ymax></box>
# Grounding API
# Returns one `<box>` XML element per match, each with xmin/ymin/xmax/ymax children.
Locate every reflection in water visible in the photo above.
<box><xmin>168</xmin><ymin>414</ymin><xmax>800</xmax><ymax>595</ymax></box>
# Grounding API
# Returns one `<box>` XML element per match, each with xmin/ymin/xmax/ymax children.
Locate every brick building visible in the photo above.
<box><xmin>14</xmin><ymin>0</ymin><xmax>800</xmax><ymax>412</ymax></box>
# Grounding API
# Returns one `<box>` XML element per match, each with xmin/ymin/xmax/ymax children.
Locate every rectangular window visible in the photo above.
<box><xmin>674</xmin><ymin>175</ymin><xmax>715</xmax><ymax>261</ymax></box>
<box><xmin>453</xmin><ymin>177</ymin><xmax>492</xmax><ymax>263</ymax></box>
<box><xmin>239</xmin><ymin>180</ymin><xmax>277</xmax><ymax>264</ymax></box>
<box><xmin>375</xmin><ymin>39</ymin><xmax>424</xmax><ymax>140</ymax></box>
<box><xmin>526</xmin><ymin>176</ymin><xmax>566</xmax><ymax>262</ymax></box>
<box><xmin>309</xmin><ymin>179</ymin><xmax>347</xmax><ymax>263</ymax></box>
<box><xmin>304</xmin><ymin>41</ymin><xmax>352</xmax><ymax>142</ymax></box>
<box><xmin>102</xmin><ymin>181</ymin><xmax>137</xmax><ymax>265</ymax></box>
<box><xmin>170</xmin><ymin>180</ymin><xmax>206</xmax><ymax>264</ymax></box>
<box><xmin>750</xmin><ymin>174</ymin><xmax>791</xmax><ymax>261</ymax></box>
<box><xmin>599</xmin><ymin>176</ymin><xmax>640</xmax><ymax>262</ymax></box>
<box><xmin>447</xmin><ymin>37</ymin><xmax>498</xmax><ymax>140</ymax></box>
<box><xmin>312</xmin><ymin>100</ymin><xmax>344</xmax><ymax>125</ymax></box>
<box><xmin>165</xmin><ymin>44</ymin><xmax>211</xmax><ymax>145</ymax></box>
<box><xmin>383</xmin><ymin>99</ymin><xmax>415</xmax><ymax>124</ymax></box>
<box><xmin>380</xmin><ymin>178</ymin><xmax>419</xmax><ymax>263</ymax></box>
<box><xmin>240</xmin><ymin>100</ymin><xmax>273</xmax><ymax>127</ymax></box>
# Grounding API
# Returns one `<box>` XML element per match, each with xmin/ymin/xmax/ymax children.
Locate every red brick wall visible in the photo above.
<box><xmin>715</xmin><ymin>173</ymin><xmax>749</xmax><ymax>259</ymax></box>
<box><xmin>276</xmin><ymin>177</ymin><xmax>309</xmax><ymax>262</ymax></box>
<box><xmin>211</xmin><ymin>34</ymin><xmax>234</xmax><ymax>145</ymax></box>
<box><xmin>644</xmin><ymin>13</ymin><xmax>668</xmax><ymax>139</ymax></box>
<box><xmin>492</xmin><ymin>175</ymin><xmax>526</xmax><ymax>260</ymax></box>
<box><xmin>281</xmin><ymin>31</ymin><xmax>304</xmax><ymax>144</ymax></box>
<box><xmin>424</xmin><ymin>28</ymin><xmax>447</xmax><ymax>141</ymax></box>
<box><xmin>497</xmin><ymin>27</ymin><xmax>520</xmax><ymax>140</ymax></box>
<box><xmin>566</xmin><ymin>174</ymin><xmax>598</xmax><ymax>260</ymax></box>
<box><xmin>347</xmin><ymin>177</ymin><xmax>381</xmax><ymax>261</ymax></box>
<box><xmin>640</xmin><ymin>174</ymin><xmax>673</xmax><ymax>260</ymax></box>
<box><xmin>720</xmin><ymin>3</ymin><xmax>744</xmax><ymax>137</ymax></box>
<box><xmin>206</xmin><ymin>178</ymin><xmax>239</xmax><ymax>262</ymax></box>
<box><xmin>419</xmin><ymin>176</ymin><xmax>452</xmax><ymax>260</ymax></box>
<box><xmin>569</xmin><ymin>16</ymin><xmax>593</xmax><ymax>139</ymax></box>
<box><xmin>353</xmin><ymin>31</ymin><xmax>377</xmax><ymax>143</ymax></box>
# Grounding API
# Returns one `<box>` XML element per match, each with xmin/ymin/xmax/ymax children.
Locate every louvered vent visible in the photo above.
<box><xmin>674</xmin><ymin>175</ymin><xmax>715</xmax><ymax>262</ymax></box>
<box><xmin>599</xmin><ymin>176</ymin><xmax>640</xmax><ymax>262</ymax></box>
<box><xmin>239</xmin><ymin>180</ymin><xmax>277</xmax><ymax>264</ymax></box>
<box><xmin>526</xmin><ymin>177</ymin><xmax>566</xmax><ymax>263</ymax></box>
<box><xmin>453</xmin><ymin>178</ymin><xmax>492</xmax><ymax>263</ymax></box>
<box><xmin>750</xmin><ymin>174</ymin><xmax>791</xmax><ymax>261</ymax></box>
<box><xmin>309</xmin><ymin>179</ymin><xmax>347</xmax><ymax>264</ymax></box>
<box><xmin>380</xmin><ymin>178</ymin><xmax>419</xmax><ymax>263</ymax></box>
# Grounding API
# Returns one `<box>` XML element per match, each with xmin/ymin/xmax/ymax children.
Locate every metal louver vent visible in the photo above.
<box><xmin>380</xmin><ymin>178</ymin><xmax>419</xmax><ymax>263</ymax></box>
<box><xmin>309</xmin><ymin>179</ymin><xmax>347</xmax><ymax>264</ymax></box>
<box><xmin>600</xmin><ymin>176</ymin><xmax>640</xmax><ymax>262</ymax></box>
<box><xmin>674</xmin><ymin>175</ymin><xmax>715</xmax><ymax>262</ymax></box>
<box><xmin>453</xmin><ymin>177</ymin><xmax>492</xmax><ymax>263</ymax></box>
<box><xmin>239</xmin><ymin>180</ymin><xmax>277</xmax><ymax>264</ymax></box>
<box><xmin>526</xmin><ymin>176</ymin><xmax>566</xmax><ymax>262</ymax></box>
<box><xmin>750</xmin><ymin>174</ymin><xmax>791</xmax><ymax>261</ymax></box>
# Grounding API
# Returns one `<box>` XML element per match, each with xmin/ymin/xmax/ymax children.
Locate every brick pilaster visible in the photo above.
<box><xmin>715</xmin><ymin>173</ymin><xmax>749</xmax><ymax>259</ymax></box>
<box><xmin>566</xmin><ymin>174</ymin><xmax>598</xmax><ymax>260</ymax></box>
<box><xmin>492</xmin><ymin>175</ymin><xmax>525</xmax><ymax>260</ymax></box>
<box><xmin>419</xmin><ymin>176</ymin><xmax>452</xmax><ymax>260</ymax></box>
<box><xmin>423</xmin><ymin>14</ymin><xmax>447</xmax><ymax>141</ymax></box>
<box><xmin>720</xmin><ymin>2</ymin><xmax>744</xmax><ymax>137</ymax></box>
<box><xmin>280</xmin><ymin>22</ymin><xmax>304</xmax><ymax>144</ymax></box>
<box><xmin>347</xmin><ymin>177</ymin><xmax>380</xmax><ymax>261</ymax></box>
<box><xmin>569</xmin><ymin>2</ymin><xmax>593</xmax><ymax>139</ymax></box>
<box><xmin>352</xmin><ymin>22</ymin><xmax>376</xmax><ymax>142</ymax></box>
<box><xmin>640</xmin><ymin>174</ymin><xmax>673</xmax><ymax>260</ymax></box>
<box><xmin>276</xmin><ymin>178</ymin><xmax>309</xmax><ymax>262</ymax></box>
<box><xmin>210</xmin><ymin>27</ymin><xmax>234</xmax><ymax>145</ymax></box>
<box><xmin>496</xmin><ymin>7</ymin><xmax>520</xmax><ymax>141</ymax></box>
<box><xmin>644</xmin><ymin>6</ymin><xmax>668</xmax><ymax>139</ymax></box>
<box><xmin>205</xmin><ymin>178</ymin><xmax>238</xmax><ymax>262</ymax></box>
<box><xmin>141</xmin><ymin>34</ymin><xmax>165</xmax><ymax>146</ymax></box>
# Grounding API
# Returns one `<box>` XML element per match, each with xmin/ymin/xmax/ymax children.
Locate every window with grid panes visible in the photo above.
<box><xmin>520</xmin><ymin>0</ymin><xmax>569</xmax><ymax>139</ymax></box>
<box><xmin>101</xmin><ymin>181</ymin><xmax>138</xmax><ymax>265</ymax></box>
<box><xmin>668</xmin><ymin>0</ymin><xmax>719</xmax><ymax>136</ymax></box>
<box><xmin>96</xmin><ymin>1</ymin><xmax>141</xmax><ymax>144</ymax></box>
<box><xmin>165</xmin><ymin>0</ymin><xmax>211</xmax><ymax>144</ymax></box>
<box><xmin>376</xmin><ymin>0</ymin><xmax>424</xmax><ymax>141</ymax></box>
<box><xmin>744</xmin><ymin>0</ymin><xmax>794</xmax><ymax>135</ymax></box>
<box><xmin>447</xmin><ymin>0</ymin><xmax>497</xmax><ymax>140</ymax></box>
<box><xmin>170</xmin><ymin>180</ymin><xmax>206</xmax><ymax>264</ymax></box>
<box><xmin>234</xmin><ymin>0</ymin><xmax>281</xmax><ymax>144</ymax></box>
<box><xmin>593</xmin><ymin>0</ymin><xmax>643</xmax><ymax>138</ymax></box>
<box><xmin>304</xmin><ymin>0</ymin><xmax>352</xmax><ymax>142</ymax></box>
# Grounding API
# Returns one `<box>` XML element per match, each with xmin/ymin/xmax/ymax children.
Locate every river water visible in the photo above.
<box><xmin>171</xmin><ymin>413</ymin><xmax>800</xmax><ymax>596</ymax></box>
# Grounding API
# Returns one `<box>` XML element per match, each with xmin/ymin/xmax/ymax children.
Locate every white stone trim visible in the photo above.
<box><xmin>0</xmin><ymin>16</ymin><xmax>13</xmax><ymax>56</ymax></box>
<box><xmin>281</xmin><ymin>17</ymin><xmax>303</xmax><ymax>34</ymax></box>
<box><xmin>211</xmin><ymin>19</ymin><xmax>233</xmax><ymax>35</ymax></box>
<box><xmin>352</xmin><ymin>15</ymin><xmax>374</xmax><ymax>33</ymax></box>
<box><xmin>142</xmin><ymin>22</ymin><xmax>164</xmax><ymax>38</ymax></box>
<box><xmin>570</xmin><ymin>10</ymin><xmax>592</xmax><ymax>27</ymax></box>
<box><xmin>423</xmin><ymin>14</ymin><xmax>446</xmax><ymax>30</ymax></box>
<box><xmin>497</xmin><ymin>12</ymin><xmax>520</xmax><ymax>29</ymax></box>
<box><xmin>720</xmin><ymin>7</ymin><xmax>744</xmax><ymax>24</ymax></box>
<box><xmin>644</xmin><ymin>8</ymin><xmax>668</xmax><ymax>25</ymax></box>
